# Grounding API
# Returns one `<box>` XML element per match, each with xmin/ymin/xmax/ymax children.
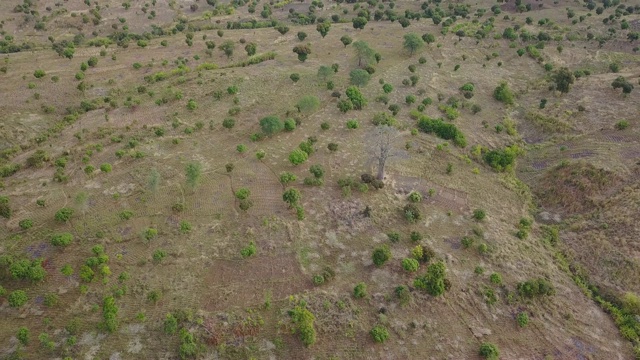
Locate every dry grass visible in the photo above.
<box><xmin>0</xmin><ymin>0</ymin><xmax>638</xmax><ymax>359</ymax></box>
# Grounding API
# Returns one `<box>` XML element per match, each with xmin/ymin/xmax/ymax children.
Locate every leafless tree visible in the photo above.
<box><xmin>369</xmin><ymin>125</ymin><xmax>403</xmax><ymax>180</ymax></box>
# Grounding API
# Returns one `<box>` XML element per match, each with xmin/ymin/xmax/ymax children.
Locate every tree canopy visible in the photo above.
<box><xmin>403</xmin><ymin>33</ymin><xmax>424</xmax><ymax>55</ymax></box>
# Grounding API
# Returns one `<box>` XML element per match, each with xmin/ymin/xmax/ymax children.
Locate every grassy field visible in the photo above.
<box><xmin>1</xmin><ymin>0</ymin><xmax>639</xmax><ymax>359</ymax></box>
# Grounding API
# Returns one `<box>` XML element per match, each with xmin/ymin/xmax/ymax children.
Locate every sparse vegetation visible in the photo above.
<box><xmin>0</xmin><ymin>1</ymin><xmax>637</xmax><ymax>358</ymax></box>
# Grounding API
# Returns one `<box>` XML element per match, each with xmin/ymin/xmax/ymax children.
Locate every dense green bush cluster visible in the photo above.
<box><xmin>517</xmin><ymin>278</ymin><xmax>555</xmax><ymax>298</ymax></box>
<box><xmin>9</xmin><ymin>258</ymin><xmax>46</xmax><ymax>282</ymax></box>
<box><xmin>289</xmin><ymin>301</ymin><xmax>317</xmax><ymax>347</ymax></box>
<box><xmin>483</xmin><ymin>145</ymin><xmax>521</xmax><ymax>171</ymax></box>
<box><xmin>51</xmin><ymin>233</ymin><xmax>73</xmax><ymax>247</ymax></box>
<box><xmin>414</xmin><ymin>261</ymin><xmax>448</xmax><ymax>296</ymax></box>
<box><xmin>416</xmin><ymin>116</ymin><xmax>466</xmax><ymax>147</ymax></box>
<box><xmin>102</xmin><ymin>296</ymin><xmax>119</xmax><ymax>332</ymax></box>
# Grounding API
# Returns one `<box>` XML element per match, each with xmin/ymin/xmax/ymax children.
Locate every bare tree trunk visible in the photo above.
<box><xmin>377</xmin><ymin>159</ymin><xmax>385</xmax><ymax>180</ymax></box>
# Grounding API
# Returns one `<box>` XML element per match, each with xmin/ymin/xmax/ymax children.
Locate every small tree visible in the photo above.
<box><xmin>283</xmin><ymin>188</ymin><xmax>301</xmax><ymax>207</ymax></box>
<box><xmin>346</xmin><ymin>86</ymin><xmax>367</xmax><ymax>110</ymax></box>
<box><xmin>493</xmin><ymin>81</ymin><xmax>514</xmax><ymax>105</ymax></box>
<box><xmin>260</xmin><ymin>115</ymin><xmax>284</xmax><ymax>135</ymax></box>
<box><xmin>244</xmin><ymin>42</ymin><xmax>257</xmax><ymax>56</ymax></box>
<box><xmin>293</xmin><ymin>45</ymin><xmax>311</xmax><ymax>62</ymax></box>
<box><xmin>297</xmin><ymin>31</ymin><xmax>307</xmax><ymax>41</ymax></box>
<box><xmin>340</xmin><ymin>35</ymin><xmax>353</xmax><ymax>47</ymax></box>
<box><xmin>317</xmin><ymin>66</ymin><xmax>333</xmax><ymax>81</ymax></box>
<box><xmin>220</xmin><ymin>40</ymin><xmax>235</xmax><ymax>58</ymax></box>
<box><xmin>403</xmin><ymin>33</ymin><xmax>424</xmax><ymax>56</ymax></box>
<box><xmin>552</xmin><ymin>67</ymin><xmax>575</xmax><ymax>93</ymax></box>
<box><xmin>414</xmin><ymin>261</ymin><xmax>448</xmax><ymax>296</ymax></box>
<box><xmin>422</xmin><ymin>33</ymin><xmax>436</xmax><ymax>44</ymax></box>
<box><xmin>349</xmin><ymin>69</ymin><xmax>371</xmax><ymax>87</ymax></box>
<box><xmin>353</xmin><ymin>41</ymin><xmax>375</xmax><ymax>67</ymax></box>
<box><xmin>372</xmin><ymin>245</ymin><xmax>391</xmax><ymax>266</ymax></box>
<box><xmin>316</xmin><ymin>22</ymin><xmax>331</xmax><ymax>38</ymax></box>
<box><xmin>280</xmin><ymin>172</ymin><xmax>297</xmax><ymax>186</ymax></box>
<box><xmin>611</xmin><ymin>76</ymin><xmax>634</xmax><ymax>94</ymax></box>
<box><xmin>290</xmin><ymin>73</ymin><xmax>300</xmax><ymax>83</ymax></box>
<box><xmin>185</xmin><ymin>162</ymin><xmax>202</xmax><ymax>189</ymax></box>
<box><xmin>297</xmin><ymin>96</ymin><xmax>320</xmax><ymax>114</ymax></box>
<box><xmin>352</xmin><ymin>17</ymin><xmax>368</xmax><ymax>30</ymax></box>
<box><xmin>370</xmin><ymin>125</ymin><xmax>400</xmax><ymax>180</ymax></box>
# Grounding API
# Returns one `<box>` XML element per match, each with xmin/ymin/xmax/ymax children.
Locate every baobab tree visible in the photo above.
<box><xmin>370</xmin><ymin>125</ymin><xmax>402</xmax><ymax>180</ymax></box>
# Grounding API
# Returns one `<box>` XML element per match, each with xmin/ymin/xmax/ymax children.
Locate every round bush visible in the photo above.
<box><xmin>370</xmin><ymin>325</ymin><xmax>389</xmax><ymax>343</ymax></box>
<box><xmin>8</xmin><ymin>290</ymin><xmax>28</xmax><ymax>308</ymax></box>
<box><xmin>353</xmin><ymin>282</ymin><xmax>367</xmax><ymax>298</ymax></box>
<box><xmin>408</xmin><ymin>191</ymin><xmax>422</xmax><ymax>202</ymax></box>
<box><xmin>402</xmin><ymin>258</ymin><xmax>419</xmax><ymax>272</ymax></box>
<box><xmin>372</xmin><ymin>246</ymin><xmax>391</xmax><ymax>266</ymax></box>
<box><xmin>479</xmin><ymin>342</ymin><xmax>500</xmax><ymax>360</ymax></box>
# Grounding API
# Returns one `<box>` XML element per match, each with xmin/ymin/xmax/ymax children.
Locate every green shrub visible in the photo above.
<box><xmin>44</xmin><ymin>293</ymin><xmax>59</xmax><ymax>307</ymax></box>
<box><xmin>34</xmin><ymin>69</ymin><xmax>46</xmax><ymax>78</ymax></box>
<box><xmin>400</xmin><ymin>230</ymin><xmax>418</xmax><ymax>243</ymax></box>
<box><xmin>282</xmin><ymin>188</ymin><xmax>302</xmax><ymax>207</ymax></box>
<box><xmin>179</xmin><ymin>221</ymin><xmax>192</xmax><ymax>234</ymax></box>
<box><xmin>259</xmin><ymin>115</ymin><xmax>284</xmax><ymax>135</ymax></box>
<box><xmin>403</xmin><ymin>203</ymin><xmax>422</xmax><ymax>223</ymax></box>
<box><xmin>279</xmin><ymin>172</ymin><xmax>297</xmax><ymax>186</ymax></box>
<box><xmin>473</xmin><ymin>209</ymin><xmax>486</xmax><ymax>221</ymax></box>
<box><xmin>483</xmin><ymin>145</ymin><xmax>520</xmax><ymax>171</ymax></box>
<box><xmin>370</xmin><ymin>325</ymin><xmax>390</xmax><ymax>343</ymax></box>
<box><xmin>102</xmin><ymin>296</ymin><xmax>119</xmax><ymax>333</ymax></box>
<box><xmin>353</xmin><ymin>282</ymin><xmax>367</xmax><ymax>298</ymax></box>
<box><xmin>51</xmin><ymin>233</ymin><xmax>73</xmax><ymax>247</ymax></box>
<box><xmin>461</xmin><ymin>236</ymin><xmax>474</xmax><ymax>249</ymax></box>
<box><xmin>615</xmin><ymin>120</ymin><xmax>629</xmax><ymax>130</ymax></box>
<box><xmin>10</xmin><ymin>259</ymin><xmax>45</xmax><ymax>282</ymax></box>
<box><xmin>61</xmin><ymin>264</ymin><xmax>73</xmax><ymax>276</ymax></box>
<box><xmin>414</xmin><ymin>261</ymin><xmax>447</xmax><ymax>296</ymax></box>
<box><xmin>144</xmin><ymin>228</ymin><xmax>158</xmax><ymax>241</ymax></box>
<box><xmin>288</xmin><ymin>303</ymin><xmax>316</xmax><ymax>347</ymax></box>
<box><xmin>17</xmin><ymin>327</ymin><xmax>29</xmax><ymax>345</ymax></box>
<box><xmin>8</xmin><ymin>290</ymin><xmax>28</xmax><ymax>307</ymax></box>
<box><xmin>372</xmin><ymin>246</ymin><xmax>391</xmax><ymax>266</ymax></box>
<box><xmin>516</xmin><ymin>229</ymin><xmax>529</xmax><ymax>239</ymax></box>
<box><xmin>100</xmin><ymin>163</ymin><xmax>112</xmax><ymax>172</ymax></box>
<box><xmin>18</xmin><ymin>219</ymin><xmax>33</xmax><ymax>230</ymax></box>
<box><xmin>395</xmin><ymin>285</ymin><xmax>411</xmax><ymax>305</ymax></box>
<box><xmin>402</xmin><ymin>258</ymin><xmax>420</xmax><ymax>272</ymax></box>
<box><xmin>517</xmin><ymin>278</ymin><xmax>555</xmax><ymax>298</ymax></box>
<box><xmin>54</xmin><ymin>207</ymin><xmax>74</xmax><ymax>222</ymax></box>
<box><xmin>289</xmin><ymin>149</ymin><xmax>309</xmax><ymax>165</ymax></box>
<box><xmin>489</xmin><ymin>273</ymin><xmax>502</xmax><ymax>285</ymax></box>
<box><xmin>387</xmin><ymin>232</ymin><xmax>400</xmax><ymax>243</ymax></box>
<box><xmin>408</xmin><ymin>191</ymin><xmax>422</xmax><ymax>202</ymax></box>
<box><xmin>152</xmin><ymin>249</ymin><xmax>167</xmax><ymax>263</ymax></box>
<box><xmin>240</xmin><ymin>241</ymin><xmax>257</xmax><ymax>258</ymax></box>
<box><xmin>493</xmin><ymin>81</ymin><xmax>514</xmax><ymax>105</ymax></box>
<box><xmin>283</xmin><ymin>118</ymin><xmax>296</xmax><ymax>131</ymax></box>
<box><xmin>417</xmin><ymin>115</ymin><xmax>466</xmax><ymax>147</ymax></box>
<box><xmin>346</xmin><ymin>119</ymin><xmax>359</xmax><ymax>129</ymax></box>
<box><xmin>516</xmin><ymin>312</ymin><xmax>529</xmax><ymax>327</ymax></box>
<box><xmin>119</xmin><ymin>210</ymin><xmax>134</xmax><ymax>220</ymax></box>
<box><xmin>479</xmin><ymin>342</ymin><xmax>499</xmax><ymax>360</ymax></box>
<box><xmin>164</xmin><ymin>313</ymin><xmax>178</xmax><ymax>335</ymax></box>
